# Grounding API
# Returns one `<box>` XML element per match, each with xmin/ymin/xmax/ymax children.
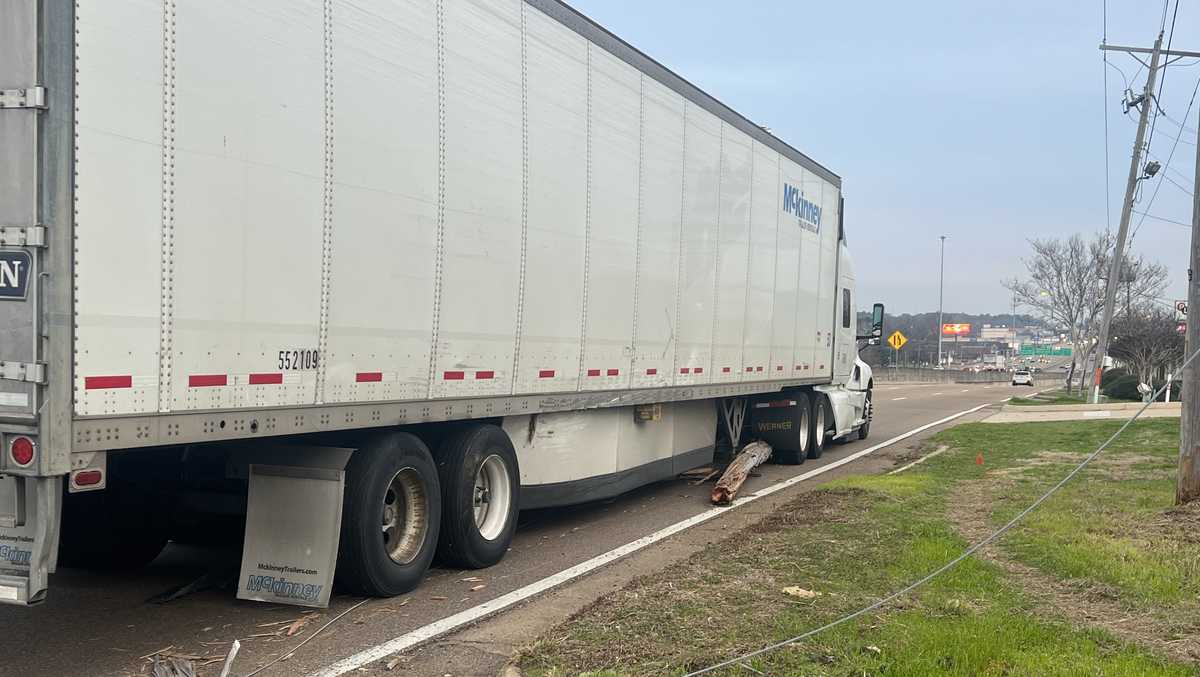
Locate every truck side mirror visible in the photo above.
<box><xmin>857</xmin><ymin>302</ymin><xmax>885</xmax><ymax>345</ymax></box>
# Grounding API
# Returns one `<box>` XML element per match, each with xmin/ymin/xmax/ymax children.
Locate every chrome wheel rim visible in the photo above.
<box><xmin>382</xmin><ymin>467</ymin><xmax>428</xmax><ymax>565</ymax></box>
<box><xmin>815</xmin><ymin>400</ymin><xmax>826</xmax><ymax>446</ymax></box>
<box><xmin>473</xmin><ymin>454</ymin><xmax>512</xmax><ymax>541</ymax></box>
<box><xmin>798</xmin><ymin>402</ymin><xmax>811</xmax><ymax>452</ymax></box>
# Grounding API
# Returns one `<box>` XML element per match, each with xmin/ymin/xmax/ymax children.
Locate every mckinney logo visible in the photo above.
<box><xmin>782</xmin><ymin>183</ymin><xmax>821</xmax><ymax>233</ymax></box>
<box><xmin>0</xmin><ymin>544</ymin><xmax>32</xmax><ymax>567</ymax></box>
<box><xmin>244</xmin><ymin>574</ymin><xmax>323</xmax><ymax>603</ymax></box>
<box><xmin>0</xmin><ymin>250</ymin><xmax>32</xmax><ymax>300</ymax></box>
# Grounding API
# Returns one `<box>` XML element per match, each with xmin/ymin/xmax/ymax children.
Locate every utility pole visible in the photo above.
<box><xmin>1180</xmin><ymin>72</ymin><xmax>1200</xmax><ymax>505</ymax></box>
<box><xmin>937</xmin><ymin>236</ymin><xmax>946</xmax><ymax>368</ymax></box>
<box><xmin>1092</xmin><ymin>34</ymin><xmax>1164</xmax><ymax>404</ymax></box>
<box><xmin>1100</xmin><ymin>40</ymin><xmax>1200</xmax><ymax>503</ymax></box>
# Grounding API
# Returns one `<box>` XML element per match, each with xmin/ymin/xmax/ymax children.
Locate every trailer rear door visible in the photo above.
<box><xmin>0</xmin><ymin>0</ymin><xmax>42</xmax><ymax>422</ymax></box>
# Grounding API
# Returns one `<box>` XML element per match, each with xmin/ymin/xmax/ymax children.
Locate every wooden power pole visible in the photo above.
<box><xmin>1091</xmin><ymin>34</ymin><xmax>1163</xmax><ymax>404</ymax></box>
<box><xmin>1180</xmin><ymin>68</ymin><xmax>1200</xmax><ymax>505</ymax></box>
<box><xmin>1100</xmin><ymin>39</ymin><xmax>1200</xmax><ymax>504</ymax></box>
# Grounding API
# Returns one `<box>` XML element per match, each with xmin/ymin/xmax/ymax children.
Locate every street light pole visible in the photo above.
<box><xmin>937</xmin><ymin>236</ymin><xmax>946</xmax><ymax>367</ymax></box>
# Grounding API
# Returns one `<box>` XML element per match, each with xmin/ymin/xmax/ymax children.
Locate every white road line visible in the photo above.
<box><xmin>933</xmin><ymin>392</ymin><xmax>943</xmax><ymax>396</ymax></box>
<box><xmin>961</xmin><ymin>389</ymin><xmax>970</xmax><ymax>393</ymax></box>
<box><xmin>891</xmin><ymin>397</ymin><xmax>907</xmax><ymax>401</ymax></box>
<box><xmin>308</xmin><ymin>400</ymin><xmax>999</xmax><ymax>677</ymax></box>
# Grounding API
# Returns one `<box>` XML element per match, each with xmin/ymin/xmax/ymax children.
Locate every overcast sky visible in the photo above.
<box><xmin>569</xmin><ymin>0</ymin><xmax>1199</xmax><ymax>315</ymax></box>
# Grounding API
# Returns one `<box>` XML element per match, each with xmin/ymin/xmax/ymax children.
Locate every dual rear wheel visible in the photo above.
<box><xmin>772</xmin><ymin>392</ymin><xmax>831</xmax><ymax>465</ymax></box>
<box><xmin>336</xmin><ymin>425</ymin><xmax>520</xmax><ymax>597</ymax></box>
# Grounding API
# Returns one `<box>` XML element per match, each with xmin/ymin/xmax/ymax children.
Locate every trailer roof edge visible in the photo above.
<box><xmin>528</xmin><ymin>0</ymin><xmax>843</xmax><ymax>189</ymax></box>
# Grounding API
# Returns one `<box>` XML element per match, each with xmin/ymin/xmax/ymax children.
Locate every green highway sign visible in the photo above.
<box><xmin>1019</xmin><ymin>345</ymin><xmax>1072</xmax><ymax>356</ymax></box>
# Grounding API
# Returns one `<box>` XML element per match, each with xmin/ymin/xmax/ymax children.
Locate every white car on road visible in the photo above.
<box><xmin>1012</xmin><ymin>369</ymin><xmax>1034</xmax><ymax>386</ymax></box>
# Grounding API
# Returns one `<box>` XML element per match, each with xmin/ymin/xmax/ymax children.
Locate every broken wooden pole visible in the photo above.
<box><xmin>711</xmin><ymin>441</ymin><xmax>772</xmax><ymax>505</ymax></box>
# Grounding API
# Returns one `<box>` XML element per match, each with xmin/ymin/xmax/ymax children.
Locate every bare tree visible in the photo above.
<box><xmin>1109</xmin><ymin>307</ymin><xmax>1184</xmax><ymax>388</ymax></box>
<box><xmin>1005</xmin><ymin>232</ymin><xmax>1167</xmax><ymax>393</ymax></box>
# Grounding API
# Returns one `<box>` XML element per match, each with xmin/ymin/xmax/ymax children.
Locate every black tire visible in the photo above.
<box><xmin>59</xmin><ymin>483</ymin><xmax>170</xmax><ymax>570</ymax></box>
<box><xmin>808</xmin><ymin>394</ymin><xmax>829</xmax><ymax>460</ymax></box>
<box><xmin>337</xmin><ymin>432</ymin><xmax>441</xmax><ymax>597</ymax></box>
<box><xmin>772</xmin><ymin>392</ymin><xmax>811</xmax><ymax>465</ymax></box>
<box><xmin>435</xmin><ymin>425</ymin><xmax>521</xmax><ymax>569</ymax></box>
<box><xmin>858</xmin><ymin>389</ymin><xmax>872</xmax><ymax>441</ymax></box>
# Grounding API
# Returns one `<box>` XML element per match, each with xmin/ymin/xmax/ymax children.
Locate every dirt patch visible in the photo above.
<box><xmin>946</xmin><ymin>480</ymin><xmax>1200</xmax><ymax>663</ymax></box>
<box><xmin>1152</xmin><ymin>501</ymin><xmax>1200</xmax><ymax>546</ymax></box>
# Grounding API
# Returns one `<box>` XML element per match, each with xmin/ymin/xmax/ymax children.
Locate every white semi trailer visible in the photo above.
<box><xmin>0</xmin><ymin>0</ymin><xmax>883</xmax><ymax>606</ymax></box>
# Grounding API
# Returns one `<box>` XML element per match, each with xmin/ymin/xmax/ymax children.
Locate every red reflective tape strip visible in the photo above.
<box><xmin>188</xmin><ymin>374</ymin><xmax>227</xmax><ymax>388</ymax></box>
<box><xmin>795</xmin><ymin>365</ymin><xmax>803</xmax><ymax>370</ymax></box>
<box><xmin>722</xmin><ymin>367</ymin><xmax>731</xmax><ymax>373</ymax></box>
<box><xmin>444</xmin><ymin>371</ymin><xmax>465</xmax><ymax>381</ymax></box>
<box><xmin>777</xmin><ymin>365</ymin><xmax>784</xmax><ymax>371</ymax></box>
<box><xmin>250</xmin><ymin>373</ymin><xmax>284</xmax><ymax>385</ymax></box>
<box><xmin>607</xmin><ymin>368</ymin><xmax>619</xmax><ymax>376</ymax></box>
<box><xmin>746</xmin><ymin>366</ymin><xmax>754</xmax><ymax>373</ymax></box>
<box><xmin>645</xmin><ymin>368</ymin><xmax>658</xmax><ymax>375</ymax></box>
<box><xmin>756</xmin><ymin>366</ymin><xmax>764</xmax><ymax>372</ymax></box>
<box><xmin>475</xmin><ymin>371</ymin><xmax>495</xmax><ymax>380</ymax></box>
<box><xmin>84</xmin><ymin>375</ymin><xmax>132</xmax><ymax>390</ymax></box>
<box><xmin>680</xmin><ymin>367</ymin><xmax>690</xmax><ymax>374</ymax></box>
<box><xmin>356</xmin><ymin>372</ymin><xmax>383</xmax><ymax>383</ymax></box>
<box><xmin>695</xmin><ymin>367</ymin><xmax>704</xmax><ymax>374</ymax></box>
<box><xmin>539</xmin><ymin>370</ymin><xmax>556</xmax><ymax>378</ymax></box>
<box><xmin>587</xmin><ymin>369</ymin><xmax>601</xmax><ymax>377</ymax></box>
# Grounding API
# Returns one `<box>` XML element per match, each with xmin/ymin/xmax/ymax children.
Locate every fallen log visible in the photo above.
<box><xmin>710</xmin><ymin>440</ymin><xmax>772</xmax><ymax>505</ymax></box>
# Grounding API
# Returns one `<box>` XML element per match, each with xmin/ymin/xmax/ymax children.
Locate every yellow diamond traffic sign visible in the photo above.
<box><xmin>887</xmin><ymin>330</ymin><xmax>908</xmax><ymax>351</ymax></box>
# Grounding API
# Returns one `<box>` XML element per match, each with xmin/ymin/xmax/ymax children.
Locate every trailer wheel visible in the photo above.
<box><xmin>772</xmin><ymin>392</ymin><xmax>811</xmax><ymax>465</ymax></box>
<box><xmin>337</xmin><ymin>432</ymin><xmax>441</xmax><ymax>597</ymax></box>
<box><xmin>808</xmin><ymin>394</ymin><xmax>829</xmax><ymax>459</ymax></box>
<box><xmin>435</xmin><ymin>425</ymin><xmax>520</xmax><ymax>569</ymax></box>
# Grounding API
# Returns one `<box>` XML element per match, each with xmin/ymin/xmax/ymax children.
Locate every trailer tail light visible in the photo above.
<box><xmin>9</xmin><ymin>436</ymin><xmax>35</xmax><ymax>467</ymax></box>
<box><xmin>73</xmin><ymin>470</ymin><xmax>103</xmax><ymax>487</ymax></box>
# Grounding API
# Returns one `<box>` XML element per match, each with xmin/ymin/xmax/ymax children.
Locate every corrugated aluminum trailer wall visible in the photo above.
<box><xmin>72</xmin><ymin>0</ymin><xmax>841</xmax><ymax>422</ymax></box>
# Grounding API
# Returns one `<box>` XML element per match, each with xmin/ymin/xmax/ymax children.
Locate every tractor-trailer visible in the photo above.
<box><xmin>0</xmin><ymin>0</ymin><xmax>882</xmax><ymax>606</ymax></box>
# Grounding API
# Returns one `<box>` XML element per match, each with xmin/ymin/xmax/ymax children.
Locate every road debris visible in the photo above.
<box><xmin>217</xmin><ymin>640</ymin><xmax>240</xmax><ymax>677</ymax></box>
<box><xmin>781</xmin><ymin>586</ymin><xmax>820</xmax><ymax>600</ymax></box>
<box><xmin>242</xmin><ymin>598</ymin><xmax>371</xmax><ymax>677</ymax></box>
<box><xmin>286</xmin><ymin>614</ymin><xmax>317</xmax><ymax>637</ymax></box>
<box><xmin>711</xmin><ymin>441</ymin><xmax>772</xmax><ymax>505</ymax></box>
<box><xmin>151</xmin><ymin>655</ymin><xmax>196</xmax><ymax>677</ymax></box>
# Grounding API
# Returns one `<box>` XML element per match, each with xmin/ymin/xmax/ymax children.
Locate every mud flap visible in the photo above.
<box><xmin>0</xmin><ymin>475</ymin><xmax>61</xmax><ymax>605</ymax></box>
<box><xmin>237</xmin><ymin>447</ymin><xmax>352</xmax><ymax>609</ymax></box>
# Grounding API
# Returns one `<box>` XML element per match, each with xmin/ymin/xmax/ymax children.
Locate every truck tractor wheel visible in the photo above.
<box><xmin>858</xmin><ymin>388</ymin><xmax>873</xmax><ymax>440</ymax></box>
<box><xmin>337</xmin><ymin>432</ymin><xmax>441</xmax><ymax>597</ymax></box>
<box><xmin>808</xmin><ymin>395</ymin><xmax>829</xmax><ymax>459</ymax></box>
<box><xmin>435</xmin><ymin>424</ymin><xmax>521</xmax><ymax>569</ymax></box>
<box><xmin>771</xmin><ymin>392</ymin><xmax>811</xmax><ymax>465</ymax></box>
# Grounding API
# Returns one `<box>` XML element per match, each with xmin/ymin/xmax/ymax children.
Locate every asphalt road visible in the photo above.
<box><xmin>0</xmin><ymin>381</ymin><xmax>1037</xmax><ymax>677</ymax></box>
